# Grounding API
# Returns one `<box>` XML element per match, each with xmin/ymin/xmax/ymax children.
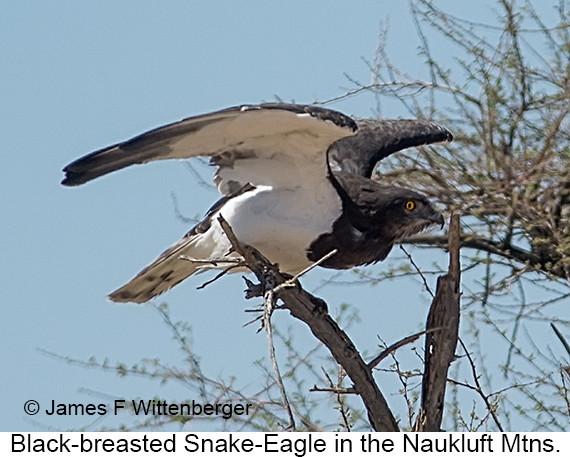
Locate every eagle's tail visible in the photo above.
<box><xmin>108</xmin><ymin>226</ymin><xmax>237</xmax><ymax>304</ymax></box>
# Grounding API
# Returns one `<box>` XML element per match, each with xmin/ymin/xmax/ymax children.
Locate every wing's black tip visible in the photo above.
<box><xmin>60</xmin><ymin>141</ymin><xmax>140</xmax><ymax>186</ymax></box>
<box><xmin>61</xmin><ymin>168</ymin><xmax>83</xmax><ymax>187</ymax></box>
<box><xmin>329</xmin><ymin>118</ymin><xmax>454</xmax><ymax>178</ymax></box>
<box><xmin>436</xmin><ymin>124</ymin><xmax>453</xmax><ymax>144</ymax></box>
<box><xmin>61</xmin><ymin>150</ymin><xmax>102</xmax><ymax>186</ymax></box>
<box><xmin>61</xmin><ymin>162</ymin><xmax>97</xmax><ymax>186</ymax></box>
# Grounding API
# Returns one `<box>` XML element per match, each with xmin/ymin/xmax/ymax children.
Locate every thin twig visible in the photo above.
<box><xmin>318</xmin><ymin>367</ymin><xmax>353</xmax><ymax>431</ymax></box>
<box><xmin>368</xmin><ymin>328</ymin><xmax>441</xmax><ymax>370</ymax></box>
<box><xmin>196</xmin><ymin>265</ymin><xmax>243</xmax><ymax>290</ymax></box>
<box><xmin>264</xmin><ymin>284</ymin><xmax>296</xmax><ymax>430</ymax></box>
<box><xmin>551</xmin><ymin>323</ymin><xmax>570</xmax><ymax>358</ymax></box>
<box><xmin>241</xmin><ymin>313</ymin><xmax>263</xmax><ymax>328</ymax></box>
<box><xmin>400</xmin><ymin>245</ymin><xmax>435</xmax><ymax>297</ymax></box>
<box><xmin>310</xmin><ymin>385</ymin><xmax>358</xmax><ymax>395</ymax></box>
<box><xmin>272</xmin><ymin>249</ymin><xmax>338</xmax><ymax>295</ymax></box>
<box><xmin>458</xmin><ymin>337</ymin><xmax>505</xmax><ymax>432</ymax></box>
<box><xmin>179</xmin><ymin>255</ymin><xmax>245</xmax><ymax>265</ymax></box>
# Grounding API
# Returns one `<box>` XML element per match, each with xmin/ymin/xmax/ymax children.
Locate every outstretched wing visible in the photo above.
<box><xmin>62</xmin><ymin>103</ymin><xmax>357</xmax><ymax>195</ymax></box>
<box><xmin>62</xmin><ymin>104</ymin><xmax>452</xmax><ymax>191</ymax></box>
<box><xmin>61</xmin><ymin>104</ymin><xmax>453</xmax><ymax>303</ymax></box>
<box><xmin>328</xmin><ymin>119</ymin><xmax>453</xmax><ymax>179</ymax></box>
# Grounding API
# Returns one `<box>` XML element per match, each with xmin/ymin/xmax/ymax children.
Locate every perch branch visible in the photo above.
<box><xmin>217</xmin><ymin>215</ymin><xmax>399</xmax><ymax>432</ymax></box>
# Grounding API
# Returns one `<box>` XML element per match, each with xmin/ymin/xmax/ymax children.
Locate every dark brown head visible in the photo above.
<box><xmin>368</xmin><ymin>186</ymin><xmax>444</xmax><ymax>242</ymax></box>
<box><xmin>308</xmin><ymin>172</ymin><xmax>444</xmax><ymax>269</ymax></box>
<box><xmin>333</xmin><ymin>171</ymin><xmax>444</xmax><ymax>238</ymax></box>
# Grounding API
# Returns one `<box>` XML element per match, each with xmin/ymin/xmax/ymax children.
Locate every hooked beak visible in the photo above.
<box><xmin>430</xmin><ymin>211</ymin><xmax>445</xmax><ymax>229</ymax></box>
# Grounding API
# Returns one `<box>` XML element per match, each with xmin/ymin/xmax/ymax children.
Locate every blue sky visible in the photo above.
<box><xmin>3</xmin><ymin>1</ymin><xmax>554</xmax><ymax>432</ymax></box>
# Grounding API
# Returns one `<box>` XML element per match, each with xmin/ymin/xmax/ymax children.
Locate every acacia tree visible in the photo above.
<box><xmin>355</xmin><ymin>0</ymin><xmax>570</xmax><ymax>431</ymax></box>
<box><xmin>63</xmin><ymin>0</ymin><xmax>570</xmax><ymax>432</ymax></box>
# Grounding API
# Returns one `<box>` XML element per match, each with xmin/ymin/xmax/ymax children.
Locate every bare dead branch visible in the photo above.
<box><xmin>217</xmin><ymin>215</ymin><xmax>399</xmax><ymax>431</ymax></box>
<box><xmin>310</xmin><ymin>385</ymin><xmax>358</xmax><ymax>395</ymax></box>
<box><xmin>410</xmin><ymin>234</ymin><xmax>545</xmax><ymax>270</ymax></box>
<box><xmin>179</xmin><ymin>255</ymin><xmax>245</xmax><ymax>266</ymax></box>
<box><xmin>415</xmin><ymin>213</ymin><xmax>461</xmax><ymax>432</ymax></box>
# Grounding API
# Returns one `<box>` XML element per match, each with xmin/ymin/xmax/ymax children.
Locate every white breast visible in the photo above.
<box><xmin>215</xmin><ymin>182</ymin><xmax>342</xmax><ymax>273</ymax></box>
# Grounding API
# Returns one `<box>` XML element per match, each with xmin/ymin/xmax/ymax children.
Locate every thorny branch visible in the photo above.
<box><xmin>457</xmin><ymin>338</ymin><xmax>505</xmax><ymax>432</ymax></box>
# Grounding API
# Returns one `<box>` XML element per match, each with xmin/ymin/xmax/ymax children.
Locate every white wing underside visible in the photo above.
<box><xmin>63</xmin><ymin>108</ymin><xmax>355</xmax><ymax>303</ymax></box>
<box><xmin>64</xmin><ymin>108</ymin><xmax>354</xmax><ymax>193</ymax></box>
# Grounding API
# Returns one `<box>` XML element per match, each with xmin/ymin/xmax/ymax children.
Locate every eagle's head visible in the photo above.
<box><xmin>308</xmin><ymin>173</ymin><xmax>444</xmax><ymax>269</ymax></box>
<box><xmin>372</xmin><ymin>187</ymin><xmax>444</xmax><ymax>242</ymax></box>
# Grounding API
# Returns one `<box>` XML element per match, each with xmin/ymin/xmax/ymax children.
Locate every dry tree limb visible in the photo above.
<box><xmin>217</xmin><ymin>215</ymin><xmax>399</xmax><ymax>432</ymax></box>
<box><xmin>415</xmin><ymin>213</ymin><xmax>461</xmax><ymax>432</ymax></box>
<box><xmin>309</xmin><ymin>385</ymin><xmax>358</xmax><ymax>395</ymax></box>
<box><xmin>179</xmin><ymin>255</ymin><xmax>245</xmax><ymax>265</ymax></box>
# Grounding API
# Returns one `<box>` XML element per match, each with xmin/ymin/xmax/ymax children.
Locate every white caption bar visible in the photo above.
<box><xmin>1</xmin><ymin>432</ymin><xmax>567</xmax><ymax>455</ymax></box>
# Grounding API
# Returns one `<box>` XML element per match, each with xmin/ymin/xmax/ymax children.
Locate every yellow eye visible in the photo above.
<box><xmin>405</xmin><ymin>200</ymin><xmax>416</xmax><ymax>211</ymax></box>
